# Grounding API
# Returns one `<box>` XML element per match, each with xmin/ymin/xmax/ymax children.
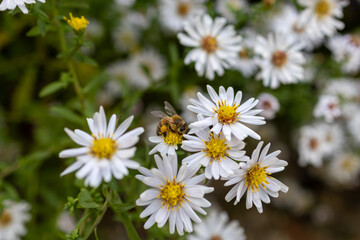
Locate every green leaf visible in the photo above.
<box><xmin>31</xmin><ymin>6</ymin><xmax>49</xmax><ymax>20</ymax></box>
<box><xmin>74</xmin><ymin>54</ymin><xmax>98</xmax><ymax>66</ymax></box>
<box><xmin>50</xmin><ymin>106</ymin><xmax>83</xmax><ymax>125</ymax></box>
<box><xmin>37</xmin><ymin>18</ymin><xmax>47</xmax><ymax>36</ymax></box>
<box><xmin>26</xmin><ymin>26</ymin><xmax>41</xmax><ymax>37</ymax></box>
<box><xmin>83</xmin><ymin>72</ymin><xmax>108</xmax><ymax>94</ymax></box>
<box><xmin>78</xmin><ymin>189</ymin><xmax>100</xmax><ymax>209</ymax></box>
<box><xmin>39</xmin><ymin>81</ymin><xmax>66</xmax><ymax>97</ymax></box>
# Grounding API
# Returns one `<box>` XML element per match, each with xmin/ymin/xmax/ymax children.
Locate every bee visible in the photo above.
<box><xmin>151</xmin><ymin>101</ymin><xmax>189</xmax><ymax>137</ymax></box>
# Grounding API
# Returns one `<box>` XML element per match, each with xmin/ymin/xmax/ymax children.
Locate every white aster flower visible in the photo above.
<box><xmin>0</xmin><ymin>0</ymin><xmax>45</xmax><ymax>14</ymax></box>
<box><xmin>187</xmin><ymin>209</ymin><xmax>246</xmax><ymax>240</ymax></box>
<box><xmin>182</xmin><ymin>129</ymin><xmax>246</xmax><ymax>180</ymax></box>
<box><xmin>328</xmin><ymin>34</ymin><xmax>360</xmax><ymax>74</ymax></box>
<box><xmin>136</xmin><ymin>154</ymin><xmax>214</xmax><ymax>236</ymax></box>
<box><xmin>270</xmin><ymin>4</ymin><xmax>323</xmax><ymax>50</ymax></box>
<box><xmin>224</xmin><ymin>141</ymin><xmax>288</xmax><ymax>213</ymax></box>
<box><xmin>298</xmin><ymin>0</ymin><xmax>348</xmax><ymax>38</ymax></box>
<box><xmin>178</xmin><ymin>14</ymin><xmax>242</xmax><ymax>80</ymax></box>
<box><xmin>256</xmin><ymin>93</ymin><xmax>280</xmax><ymax>120</ymax></box>
<box><xmin>128</xmin><ymin>49</ymin><xmax>167</xmax><ymax>89</ymax></box>
<box><xmin>159</xmin><ymin>0</ymin><xmax>206</xmax><ymax>32</ymax></box>
<box><xmin>59</xmin><ymin>106</ymin><xmax>144</xmax><ymax>188</ymax></box>
<box><xmin>188</xmin><ymin>85</ymin><xmax>265</xmax><ymax>141</ymax></box>
<box><xmin>149</xmin><ymin>130</ymin><xmax>183</xmax><ymax>156</ymax></box>
<box><xmin>298</xmin><ymin>124</ymin><xmax>327</xmax><ymax>167</ymax></box>
<box><xmin>328</xmin><ymin>153</ymin><xmax>360</xmax><ymax>185</ymax></box>
<box><xmin>0</xmin><ymin>200</ymin><xmax>31</xmax><ymax>240</ymax></box>
<box><xmin>255</xmin><ymin>33</ymin><xmax>305</xmax><ymax>89</ymax></box>
<box><xmin>313</xmin><ymin>95</ymin><xmax>341</xmax><ymax>123</ymax></box>
<box><xmin>215</xmin><ymin>0</ymin><xmax>248</xmax><ymax>23</ymax></box>
<box><xmin>231</xmin><ymin>29</ymin><xmax>258</xmax><ymax>77</ymax></box>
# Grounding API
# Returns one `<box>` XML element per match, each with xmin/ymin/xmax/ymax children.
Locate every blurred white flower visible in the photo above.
<box><xmin>115</xmin><ymin>0</ymin><xmax>136</xmax><ymax>8</ymax></box>
<box><xmin>136</xmin><ymin>154</ymin><xmax>214</xmax><ymax>235</ymax></box>
<box><xmin>0</xmin><ymin>200</ymin><xmax>31</xmax><ymax>240</ymax></box>
<box><xmin>160</xmin><ymin>0</ymin><xmax>206</xmax><ymax>32</ymax></box>
<box><xmin>182</xmin><ymin>129</ymin><xmax>246</xmax><ymax>180</ymax></box>
<box><xmin>319</xmin><ymin>123</ymin><xmax>344</xmax><ymax>156</ymax></box>
<box><xmin>347</xmin><ymin>111</ymin><xmax>360</xmax><ymax>145</ymax></box>
<box><xmin>298</xmin><ymin>124</ymin><xmax>327</xmax><ymax>167</ymax></box>
<box><xmin>113</xmin><ymin>25</ymin><xmax>140</xmax><ymax>53</ymax></box>
<box><xmin>56</xmin><ymin>212</ymin><xmax>76</xmax><ymax>234</ymax></box>
<box><xmin>215</xmin><ymin>0</ymin><xmax>248</xmax><ymax>23</ymax></box>
<box><xmin>187</xmin><ymin>210</ymin><xmax>246</xmax><ymax>240</ymax></box>
<box><xmin>270</xmin><ymin>4</ymin><xmax>323</xmax><ymax>50</ymax></box>
<box><xmin>324</xmin><ymin>78</ymin><xmax>360</xmax><ymax>100</ymax></box>
<box><xmin>257</xmin><ymin>93</ymin><xmax>280</xmax><ymax>120</ymax></box>
<box><xmin>328</xmin><ymin>34</ymin><xmax>360</xmax><ymax>74</ymax></box>
<box><xmin>298</xmin><ymin>0</ymin><xmax>348</xmax><ymax>38</ymax></box>
<box><xmin>86</xmin><ymin>18</ymin><xmax>104</xmax><ymax>40</ymax></box>
<box><xmin>128</xmin><ymin>49</ymin><xmax>167</xmax><ymax>89</ymax></box>
<box><xmin>231</xmin><ymin>29</ymin><xmax>258</xmax><ymax>77</ymax></box>
<box><xmin>255</xmin><ymin>33</ymin><xmax>305</xmax><ymax>89</ymax></box>
<box><xmin>59</xmin><ymin>106</ymin><xmax>144</xmax><ymax>188</ymax></box>
<box><xmin>0</xmin><ymin>0</ymin><xmax>45</xmax><ymax>14</ymax></box>
<box><xmin>224</xmin><ymin>141</ymin><xmax>288</xmax><ymax>213</ymax></box>
<box><xmin>179</xmin><ymin>86</ymin><xmax>201</xmax><ymax>123</ymax></box>
<box><xmin>187</xmin><ymin>85</ymin><xmax>265</xmax><ymax>141</ymax></box>
<box><xmin>328</xmin><ymin>153</ymin><xmax>360</xmax><ymax>185</ymax></box>
<box><xmin>178</xmin><ymin>14</ymin><xmax>242</xmax><ymax>80</ymax></box>
<box><xmin>314</xmin><ymin>95</ymin><xmax>341</xmax><ymax>123</ymax></box>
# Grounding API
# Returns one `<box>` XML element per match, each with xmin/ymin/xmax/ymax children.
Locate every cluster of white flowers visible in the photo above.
<box><xmin>0</xmin><ymin>0</ymin><xmax>45</xmax><ymax>14</ymax></box>
<box><xmin>144</xmin><ymin>85</ymin><xmax>288</xmax><ymax>234</ymax></box>
<box><xmin>298</xmin><ymin>79</ymin><xmax>360</xmax><ymax>186</ymax></box>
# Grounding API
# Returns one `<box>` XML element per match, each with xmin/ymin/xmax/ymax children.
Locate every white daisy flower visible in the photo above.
<box><xmin>215</xmin><ymin>0</ymin><xmax>248</xmax><ymax>23</ymax></box>
<box><xmin>298</xmin><ymin>0</ymin><xmax>349</xmax><ymax>38</ymax></box>
<box><xmin>0</xmin><ymin>0</ymin><xmax>45</xmax><ymax>14</ymax></box>
<box><xmin>270</xmin><ymin>4</ymin><xmax>323</xmax><ymax>50</ymax></box>
<box><xmin>136</xmin><ymin>154</ymin><xmax>214</xmax><ymax>236</ymax></box>
<box><xmin>223</xmin><ymin>141</ymin><xmax>288</xmax><ymax>213</ymax></box>
<box><xmin>159</xmin><ymin>0</ymin><xmax>206</xmax><ymax>32</ymax></box>
<box><xmin>181</xmin><ymin>129</ymin><xmax>246</xmax><ymax>180</ymax></box>
<box><xmin>187</xmin><ymin>85</ymin><xmax>265</xmax><ymax>141</ymax></box>
<box><xmin>231</xmin><ymin>29</ymin><xmax>258</xmax><ymax>77</ymax></box>
<box><xmin>149</xmin><ymin>130</ymin><xmax>183</xmax><ymax>156</ymax></box>
<box><xmin>59</xmin><ymin>106</ymin><xmax>144</xmax><ymax>188</ymax></box>
<box><xmin>0</xmin><ymin>200</ymin><xmax>31</xmax><ymax>240</ymax></box>
<box><xmin>255</xmin><ymin>33</ymin><xmax>306</xmax><ymax>89</ymax></box>
<box><xmin>298</xmin><ymin>124</ymin><xmax>327</xmax><ymax>167</ymax></box>
<box><xmin>256</xmin><ymin>93</ymin><xmax>280</xmax><ymax>120</ymax></box>
<box><xmin>328</xmin><ymin>153</ymin><xmax>360</xmax><ymax>185</ymax></box>
<box><xmin>178</xmin><ymin>14</ymin><xmax>242</xmax><ymax>80</ymax></box>
<box><xmin>128</xmin><ymin>49</ymin><xmax>167</xmax><ymax>89</ymax></box>
<box><xmin>187</xmin><ymin>209</ymin><xmax>246</xmax><ymax>240</ymax></box>
<box><xmin>328</xmin><ymin>34</ymin><xmax>360</xmax><ymax>74</ymax></box>
<box><xmin>313</xmin><ymin>95</ymin><xmax>341</xmax><ymax>123</ymax></box>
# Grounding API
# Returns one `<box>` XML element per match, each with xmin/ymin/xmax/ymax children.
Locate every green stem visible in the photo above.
<box><xmin>0</xmin><ymin>162</ymin><xmax>19</xmax><ymax>179</ymax></box>
<box><xmin>51</xmin><ymin>0</ymin><xmax>85</xmax><ymax>113</ymax></box>
<box><xmin>117</xmin><ymin>196</ymin><xmax>141</xmax><ymax>240</ymax></box>
<box><xmin>82</xmin><ymin>193</ymin><xmax>110</xmax><ymax>240</ymax></box>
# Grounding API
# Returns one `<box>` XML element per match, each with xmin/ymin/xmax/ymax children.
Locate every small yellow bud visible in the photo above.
<box><xmin>64</xmin><ymin>13</ymin><xmax>89</xmax><ymax>31</ymax></box>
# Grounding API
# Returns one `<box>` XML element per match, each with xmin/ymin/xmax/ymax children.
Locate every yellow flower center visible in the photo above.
<box><xmin>210</xmin><ymin>236</ymin><xmax>222</xmax><ymax>240</ymax></box>
<box><xmin>239</xmin><ymin>49</ymin><xmax>249</xmax><ymax>59</ymax></box>
<box><xmin>315</xmin><ymin>0</ymin><xmax>331</xmax><ymax>18</ymax></box>
<box><xmin>159</xmin><ymin>178</ymin><xmax>186</xmax><ymax>210</ymax></box>
<box><xmin>350</xmin><ymin>36</ymin><xmax>360</xmax><ymax>47</ymax></box>
<box><xmin>0</xmin><ymin>211</ymin><xmax>12</xmax><ymax>226</ymax></box>
<box><xmin>201</xmin><ymin>36</ymin><xmax>218</xmax><ymax>53</ymax></box>
<box><xmin>272</xmin><ymin>50</ymin><xmax>287</xmax><ymax>68</ymax></box>
<box><xmin>214</xmin><ymin>100</ymin><xmax>240</xmax><ymax>124</ymax></box>
<box><xmin>309</xmin><ymin>138</ymin><xmax>319</xmax><ymax>150</ymax></box>
<box><xmin>163</xmin><ymin>131</ymin><xmax>183</xmax><ymax>146</ymax></box>
<box><xmin>203</xmin><ymin>133</ymin><xmax>230</xmax><ymax>163</ymax></box>
<box><xmin>64</xmin><ymin>13</ymin><xmax>89</xmax><ymax>31</ymax></box>
<box><xmin>91</xmin><ymin>137</ymin><xmax>118</xmax><ymax>159</ymax></box>
<box><xmin>292</xmin><ymin>23</ymin><xmax>305</xmax><ymax>33</ymax></box>
<box><xmin>244</xmin><ymin>163</ymin><xmax>270</xmax><ymax>192</ymax></box>
<box><xmin>177</xmin><ymin>2</ymin><xmax>190</xmax><ymax>16</ymax></box>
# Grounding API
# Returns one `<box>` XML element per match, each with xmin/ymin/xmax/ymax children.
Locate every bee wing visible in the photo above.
<box><xmin>151</xmin><ymin>111</ymin><xmax>169</xmax><ymax>119</ymax></box>
<box><xmin>164</xmin><ymin>101</ymin><xmax>178</xmax><ymax>116</ymax></box>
